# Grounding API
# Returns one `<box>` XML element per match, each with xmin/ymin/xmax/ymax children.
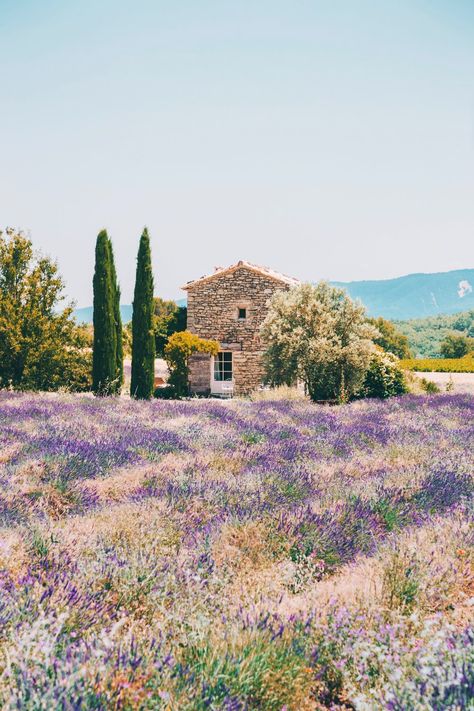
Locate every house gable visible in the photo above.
<box><xmin>184</xmin><ymin>261</ymin><xmax>299</xmax><ymax>348</ymax></box>
<box><xmin>182</xmin><ymin>260</ymin><xmax>299</xmax><ymax>292</ymax></box>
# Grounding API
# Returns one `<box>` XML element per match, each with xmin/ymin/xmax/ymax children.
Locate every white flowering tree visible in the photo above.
<box><xmin>261</xmin><ymin>282</ymin><xmax>378</xmax><ymax>402</ymax></box>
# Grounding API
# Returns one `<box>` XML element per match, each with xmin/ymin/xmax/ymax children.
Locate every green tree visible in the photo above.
<box><xmin>164</xmin><ymin>331</ymin><xmax>219</xmax><ymax>397</ymax></box>
<box><xmin>131</xmin><ymin>228</ymin><xmax>155</xmax><ymax>399</ymax></box>
<box><xmin>109</xmin><ymin>240</ymin><xmax>123</xmax><ymax>391</ymax></box>
<box><xmin>154</xmin><ymin>297</ymin><xmax>187</xmax><ymax>356</ymax></box>
<box><xmin>368</xmin><ymin>316</ymin><xmax>411</xmax><ymax>359</ymax></box>
<box><xmin>261</xmin><ymin>282</ymin><xmax>377</xmax><ymax>402</ymax></box>
<box><xmin>452</xmin><ymin>310</ymin><xmax>474</xmax><ymax>337</ymax></box>
<box><xmin>92</xmin><ymin>230</ymin><xmax>117</xmax><ymax>395</ymax></box>
<box><xmin>440</xmin><ymin>332</ymin><xmax>474</xmax><ymax>359</ymax></box>
<box><xmin>0</xmin><ymin>228</ymin><xmax>91</xmax><ymax>391</ymax></box>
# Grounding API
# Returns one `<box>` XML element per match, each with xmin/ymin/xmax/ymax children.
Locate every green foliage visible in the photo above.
<box><xmin>395</xmin><ymin>309</ymin><xmax>474</xmax><ymax>357</ymax></box>
<box><xmin>439</xmin><ymin>332</ymin><xmax>474</xmax><ymax>358</ymax></box>
<box><xmin>109</xmin><ymin>240</ymin><xmax>123</xmax><ymax>389</ymax></box>
<box><xmin>153</xmin><ymin>384</ymin><xmax>177</xmax><ymax>399</ymax></box>
<box><xmin>164</xmin><ymin>331</ymin><xmax>219</xmax><ymax>397</ymax></box>
<box><xmin>400</xmin><ymin>354</ymin><xmax>474</xmax><ymax>373</ymax></box>
<box><xmin>357</xmin><ymin>350</ymin><xmax>408</xmax><ymax>399</ymax></box>
<box><xmin>261</xmin><ymin>282</ymin><xmax>377</xmax><ymax>402</ymax></box>
<box><xmin>176</xmin><ymin>628</ymin><xmax>313</xmax><ymax>711</ymax></box>
<box><xmin>0</xmin><ymin>228</ymin><xmax>92</xmax><ymax>392</ymax></box>
<box><xmin>122</xmin><ymin>323</ymin><xmax>132</xmax><ymax>357</ymax></box>
<box><xmin>131</xmin><ymin>228</ymin><xmax>155</xmax><ymax>399</ymax></box>
<box><xmin>382</xmin><ymin>550</ymin><xmax>420</xmax><ymax>613</ymax></box>
<box><xmin>154</xmin><ymin>297</ymin><xmax>187</xmax><ymax>356</ymax></box>
<box><xmin>368</xmin><ymin>316</ymin><xmax>411</xmax><ymax>358</ymax></box>
<box><xmin>92</xmin><ymin>230</ymin><xmax>120</xmax><ymax>395</ymax></box>
<box><xmin>419</xmin><ymin>377</ymin><xmax>441</xmax><ymax>394</ymax></box>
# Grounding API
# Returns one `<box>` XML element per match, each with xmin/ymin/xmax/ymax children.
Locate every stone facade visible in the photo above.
<box><xmin>183</xmin><ymin>261</ymin><xmax>299</xmax><ymax>396</ymax></box>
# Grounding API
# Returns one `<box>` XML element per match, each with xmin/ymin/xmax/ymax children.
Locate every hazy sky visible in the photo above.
<box><xmin>1</xmin><ymin>0</ymin><xmax>473</xmax><ymax>306</ymax></box>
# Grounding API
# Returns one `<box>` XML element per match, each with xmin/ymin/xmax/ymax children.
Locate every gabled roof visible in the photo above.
<box><xmin>182</xmin><ymin>260</ymin><xmax>300</xmax><ymax>290</ymax></box>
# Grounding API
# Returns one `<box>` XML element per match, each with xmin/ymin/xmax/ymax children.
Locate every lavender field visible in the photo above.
<box><xmin>0</xmin><ymin>392</ymin><xmax>473</xmax><ymax>709</ymax></box>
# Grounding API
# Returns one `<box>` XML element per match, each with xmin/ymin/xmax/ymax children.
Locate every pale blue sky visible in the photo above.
<box><xmin>1</xmin><ymin>0</ymin><xmax>473</xmax><ymax>305</ymax></box>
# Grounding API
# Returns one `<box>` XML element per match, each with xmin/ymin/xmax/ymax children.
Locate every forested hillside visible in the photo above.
<box><xmin>396</xmin><ymin>310</ymin><xmax>474</xmax><ymax>357</ymax></box>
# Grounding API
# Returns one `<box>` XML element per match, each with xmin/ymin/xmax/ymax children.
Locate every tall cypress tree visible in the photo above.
<box><xmin>108</xmin><ymin>238</ymin><xmax>123</xmax><ymax>393</ymax></box>
<box><xmin>131</xmin><ymin>228</ymin><xmax>155</xmax><ymax>399</ymax></box>
<box><xmin>92</xmin><ymin>230</ymin><xmax>117</xmax><ymax>395</ymax></box>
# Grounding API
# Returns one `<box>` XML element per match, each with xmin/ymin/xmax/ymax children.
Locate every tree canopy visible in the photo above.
<box><xmin>439</xmin><ymin>332</ymin><xmax>474</xmax><ymax>359</ymax></box>
<box><xmin>92</xmin><ymin>230</ymin><xmax>122</xmax><ymax>395</ymax></box>
<box><xmin>131</xmin><ymin>228</ymin><xmax>155</xmax><ymax>399</ymax></box>
<box><xmin>395</xmin><ymin>310</ymin><xmax>474</xmax><ymax>358</ymax></box>
<box><xmin>368</xmin><ymin>316</ymin><xmax>411</xmax><ymax>359</ymax></box>
<box><xmin>154</xmin><ymin>297</ymin><xmax>187</xmax><ymax>356</ymax></box>
<box><xmin>0</xmin><ymin>228</ymin><xmax>91</xmax><ymax>391</ymax></box>
<box><xmin>261</xmin><ymin>282</ymin><xmax>377</xmax><ymax>402</ymax></box>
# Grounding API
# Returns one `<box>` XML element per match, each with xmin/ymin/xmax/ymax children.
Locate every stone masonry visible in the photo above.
<box><xmin>182</xmin><ymin>261</ymin><xmax>299</xmax><ymax>396</ymax></box>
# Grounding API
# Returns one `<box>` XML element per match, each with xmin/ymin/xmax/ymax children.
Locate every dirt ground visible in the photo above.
<box><xmin>414</xmin><ymin>371</ymin><xmax>474</xmax><ymax>395</ymax></box>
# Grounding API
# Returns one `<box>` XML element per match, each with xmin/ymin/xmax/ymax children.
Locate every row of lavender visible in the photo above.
<box><xmin>0</xmin><ymin>392</ymin><xmax>472</xmax><ymax>708</ymax></box>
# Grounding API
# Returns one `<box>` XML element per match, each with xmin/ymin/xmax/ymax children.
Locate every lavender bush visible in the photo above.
<box><xmin>0</xmin><ymin>391</ymin><xmax>472</xmax><ymax>708</ymax></box>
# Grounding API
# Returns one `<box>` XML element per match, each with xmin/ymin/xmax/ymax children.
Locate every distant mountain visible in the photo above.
<box><xmin>73</xmin><ymin>270</ymin><xmax>474</xmax><ymax>323</ymax></box>
<box><xmin>333</xmin><ymin>269</ymin><xmax>474</xmax><ymax>320</ymax></box>
<box><xmin>73</xmin><ymin>300</ymin><xmax>186</xmax><ymax>324</ymax></box>
<box><xmin>74</xmin><ymin>304</ymin><xmax>133</xmax><ymax>324</ymax></box>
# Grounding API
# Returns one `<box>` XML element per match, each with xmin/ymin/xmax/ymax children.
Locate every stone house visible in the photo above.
<box><xmin>182</xmin><ymin>261</ymin><xmax>299</xmax><ymax>396</ymax></box>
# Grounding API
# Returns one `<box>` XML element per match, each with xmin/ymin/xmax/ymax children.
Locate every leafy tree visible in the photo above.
<box><xmin>368</xmin><ymin>316</ymin><xmax>411</xmax><ymax>359</ymax></box>
<box><xmin>395</xmin><ymin>310</ymin><xmax>474</xmax><ymax>358</ymax></box>
<box><xmin>452</xmin><ymin>310</ymin><xmax>474</xmax><ymax>337</ymax></box>
<box><xmin>131</xmin><ymin>228</ymin><xmax>155</xmax><ymax>399</ymax></box>
<box><xmin>440</xmin><ymin>332</ymin><xmax>474</xmax><ymax>359</ymax></box>
<box><xmin>154</xmin><ymin>297</ymin><xmax>187</xmax><ymax>356</ymax></box>
<box><xmin>92</xmin><ymin>230</ymin><xmax>118</xmax><ymax>395</ymax></box>
<box><xmin>0</xmin><ymin>228</ymin><xmax>91</xmax><ymax>391</ymax></box>
<box><xmin>357</xmin><ymin>349</ymin><xmax>408</xmax><ymax>399</ymax></box>
<box><xmin>261</xmin><ymin>282</ymin><xmax>377</xmax><ymax>402</ymax></box>
<box><xmin>164</xmin><ymin>331</ymin><xmax>219</xmax><ymax>397</ymax></box>
<box><xmin>109</xmin><ymin>240</ymin><xmax>123</xmax><ymax>391</ymax></box>
<box><xmin>122</xmin><ymin>323</ymin><xmax>133</xmax><ymax>357</ymax></box>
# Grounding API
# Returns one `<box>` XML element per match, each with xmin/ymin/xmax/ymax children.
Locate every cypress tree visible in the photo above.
<box><xmin>131</xmin><ymin>228</ymin><xmax>155</xmax><ymax>399</ymax></box>
<box><xmin>108</xmin><ymin>238</ymin><xmax>123</xmax><ymax>393</ymax></box>
<box><xmin>92</xmin><ymin>230</ymin><xmax>117</xmax><ymax>395</ymax></box>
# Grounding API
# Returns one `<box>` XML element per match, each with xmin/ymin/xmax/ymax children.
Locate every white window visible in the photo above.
<box><xmin>214</xmin><ymin>352</ymin><xmax>233</xmax><ymax>381</ymax></box>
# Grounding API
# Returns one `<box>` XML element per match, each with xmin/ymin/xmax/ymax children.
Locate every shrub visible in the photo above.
<box><xmin>164</xmin><ymin>331</ymin><xmax>219</xmax><ymax>397</ymax></box>
<box><xmin>356</xmin><ymin>350</ymin><xmax>408</xmax><ymax>399</ymax></box>
<box><xmin>419</xmin><ymin>377</ymin><xmax>441</xmax><ymax>393</ymax></box>
<box><xmin>153</xmin><ymin>385</ymin><xmax>177</xmax><ymax>399</ymax></box>
<box><xmin>261</xmin><ymin>282</ymin><xmax>377</xmax><ymax>402</ymax></box>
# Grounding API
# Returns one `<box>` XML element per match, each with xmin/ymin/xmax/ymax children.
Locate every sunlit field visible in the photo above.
<box><xmin>0</xmin><ymin>392</ymin><xmax>473</xmax><ymax>709</ymax></box>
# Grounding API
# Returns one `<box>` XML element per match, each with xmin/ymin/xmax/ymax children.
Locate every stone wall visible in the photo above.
<box><xmin>233</xmin><ymin>350</ymin><xmax>266</xmax><ymax>395</ymax></box>
<box><xmin>188</xmin><ymin>353</ymin><xmax>211</xmax><ymax>396</ymax></box>
<box><xmin>186</xmin><ymin>265</ymin><xmax>292</xmax><ymax>395</ymax></box>
<box><xmin>187</xmin><ymin>266</ymin><xmax>290</xmax><ymax>349</ymax></box>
